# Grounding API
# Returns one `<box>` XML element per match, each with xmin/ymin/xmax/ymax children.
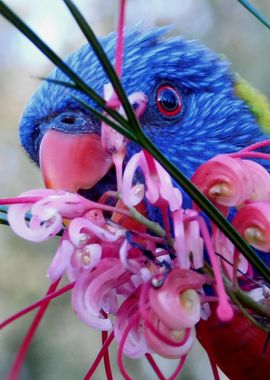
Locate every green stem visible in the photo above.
<box><xmin>224</xmin><ymin>277</ymin><xmax>270</xmax><ymax>320</ymax></box>
<box><xmin>0</xmin><ymin>213</ymin><xmax>9</xmax><ymax>226</ymax></box>
<box><xmin>226</xmin><ymin>286</ymin><xmax>269</xmax><ymax>332</ymax></box>
<box><xmin>203</xmin><ymin>264</ymin><xmax>270</xmax><ymax>323</ymax></box>
<box><xmin>238</xmin><ymin>0</ymin><xmax>270</xmax><ymax>30</ymax></box>
<box><xmin>128</xmin><ymin>206</ymin><xmax>166</xmax><ymax>238</ymax></box>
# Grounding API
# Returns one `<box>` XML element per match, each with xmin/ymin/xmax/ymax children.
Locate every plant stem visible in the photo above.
<box><xmin>238</xmin><ymin>0</ymin><xmax>270</xmax><ymax>30</ymax></box>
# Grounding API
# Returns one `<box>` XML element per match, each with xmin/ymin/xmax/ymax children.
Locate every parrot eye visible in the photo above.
<box><xmin>157</xmin><ymin>85</ymin><xmax>182</xmax><ymax>117</ymax></box>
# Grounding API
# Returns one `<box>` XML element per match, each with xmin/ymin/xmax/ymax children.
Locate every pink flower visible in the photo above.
<box><xmin>121</xmin><ymin>150</ymin><xmax>182</xmax><ymax>211</ymax></box>
<box><xmin>241</xmin><ymin>159</ymin><xmax>270</xmax><ymax>201</ymax></box>
<box><xmin>114</xmin><ymin>294</ymin><xmax>149</xmax><ymax>358</ymax></box>
<box><xmin>233</xmin><ymin>201</ymin><xmax>270</xmax><ymax>252</ymax></box>
<box><xmin>72</xmin><ymin>258</ymin><xmax>131</xmax><ymax>330</ymax></box>
<box><xmin>191</xmin><ymin>154</ymin><xmax>253</xmax><ymax>208</ymax></box>
<box><xmin>144</xmin><ymin>312</ymin><xmax>195</xmax><ymax>359</ymax></box>
<box><xmin>8</xmin><ymin>189</ymin><xmax>63</xmax><ymax>242</ymax></box>
<box><xmin>148</xmin><ymin>268</ymin><xmax>205</xmax><ymax>330</ymax></box>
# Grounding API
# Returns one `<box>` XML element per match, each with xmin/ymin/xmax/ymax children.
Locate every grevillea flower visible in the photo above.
<box><xmin>191</xmin><ymin>154</ymin><xmax>253</xmax><ymax>208</ymax></box>
<box><xmin>233</xmin><ymin>201</ymin><xmax>270</xmax><ymax>252</ymax></box>
<box><xmin>148</xmin><ymin>269</ymin><xmax>204</xmax><ymax>330</ymax></box>
<box><xmin>5</xmin><ymin>142</ymin><xmax>270</xmax><ymax>379</ymax></box>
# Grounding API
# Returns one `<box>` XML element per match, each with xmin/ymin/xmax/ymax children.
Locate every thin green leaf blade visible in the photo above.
<box><xmin>63</xmin><ymin>0</ymin><xmax>142</xmax><ymax>135</ymax></box>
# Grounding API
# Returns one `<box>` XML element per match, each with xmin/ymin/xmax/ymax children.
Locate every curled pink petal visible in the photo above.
<box><xmin>119</xmin><ymin>239</ymin><xmax>141</xmax><ymax>273</ymax></box>
<box><xmin>47</xmin><ymin>230</ymin><xmax>75</xmax><ymax>281</ymax></box>
<box><xmin>32</xmin><ymin>192</ymin><xmax>92</xmax><ymax>219</ymax></box>
<box><xmin>66</xmin><ymin>243</ymin><xmax>102</xmax><ymax>281</ymax></box>
<box><xmin>8</xmin><ymin>203</ymin><xmax>62</xmax><ymax>242</ymax></box>
<box><xmin>68</xmin><ymin>217</ymin><xmax>120</xmax><ymax>246</ymax></box>
<box><xmin>155</xmin><ymin>161</ymin><xmax>182</xmax><ymax>211</ymax></box>
<box><xmin>72</xmin><ymin>258</ymin><xmax>130</xmax><ymax>330</ymax></box>
<box><xmin>149</xmin><ymin>268</ymin><xmax>205</xmax><ymax>330</ymax></box>
<box><xmin>191</xmin><ymin>154</ymin><xmax>253</xmax><ymax>207</ymax></box>
<box><xmin>122</xmin><ymin>152</ymin><xmax>146</xmax><ymax>206</ymax></box>
<box><xmin>233</xmin><ymin>201</ymin><xmax>270</xmax><ymax>252</ymax></box>
<box><xmin>242</xmin><ymin>160</ymin><xmax>270</xmax><ymax>201</ymax></box>
<box><xmin>144</xmin><ymin>310</ymin><xmax>195</xmax><ymax>359</ymax></box>
<box><xmin>114</xmin><ymin>295</ymin><xmax>149</xmax><ymax>358</ymax></box>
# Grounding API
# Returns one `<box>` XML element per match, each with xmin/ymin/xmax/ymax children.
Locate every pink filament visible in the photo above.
<box><xmin>168</xmin><ymin>355</ymin><xmax>187</xmax><ymax>380</ymax></box>
<box><xmin>240</xmin><ymin>139</ymin><xmax>270</xmax><ymax>152</ymax></box>
<box><xmin>8</xmin><ymin>278</ymin><xmax>61</xmax><ymax>380</ymax></box>
<box><xmin>115</xmin><ymin>0</ymin><xmax>126</xmax><ymax>77</ymax></box>
<box><xmin>230</xmin><ymin>151</ymin><xmax>270</xmax><ymax>160</ymax></box>
<box><xmin>198</xmin><ymin>217</ymin><xmax>233</xmax><ymax>321</ymax></box>
<box><xmin>0</xmin><ymin>282</ymin><xmax>75</xmax><ymax>330</ymax></box>
<box><xmin>101</xmin><ymin>312</ymin><xmax>113</xmax><ymax>380</ymax></box>
<box><xmin>102</xmin><ymin>331</ymin><xmax>113</xmax><ymax>380</ymax></box>
<box><xmin>0</xmin><ymin>196</ymin><xmax>42</xmax><ymax>205</ymax></box>
<box><xmin>160</xmin><ymin>203</ymin><xmax>171</xmax><ymax>238</ymax></box>
<box><xmin>117</xmin><ymin>311</ymin><xmax>141</xmax><ymax>380</ymax></box>
<box><xmin>145</xmin><ymin>353</ymin><xmax>166</xmax><ymax>380</ymax></box>
<box><xmin>143</xmin><ymin>149</ymin><xmax>158</xmax><ymax>176</ymax></box>
<box><xmin>84</xmin><ymin>332</ymin><xmax>114</xmax><ymax>380</ymax></box>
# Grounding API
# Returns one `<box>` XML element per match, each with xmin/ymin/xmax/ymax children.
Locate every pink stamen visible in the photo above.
<box><xmin>240</xmin><ymin>139</ymin><xmax>270</xmax><ymax>152</ymax></box>
<box><xmin>115</xmin><ymin>0</ymin><xmax>126</xmax><ymax>77</ymax></box>
<box><xmin>117</xmin><ymin>312</ymin><xmax>140</xmax><ymax>380</ymax></box>
<box><xmin>84</xmin><ymin>332</ymin><xmax>114</xmax><ymax>380</ymax></box>
<box><xmin>200</xmin><ymin>295</ymin><xmax>220</xmax><ymax>304</ymax></box>
<box><xmin>145</xmin><ymin>353</ymin><xmax>166</xmax><ymax>380</ymax></box>
<box><xmin>8</xmin><ymin>278</ymin><xmax>61</xmax><ymax>380</ymax></box>
<box><xmin>168</xmin><ymin>355</ymin><xmax>187</xmax><ymax>380</ymax></box>
<box><xmin>113</xmin><ymin>151</ymin><xmax>125</xmax><ymax>192</ymax></box>
<box><xmin>230</xmin><ymin>151</ymin><xmax>270</xmax><ymax>160</ymax></box>
<box><xmin>198</xmin><ymin>217</ymin><xmax>233</xmax><ymax>321</ymax></box>
<box><xmin>0</xmin><ymin>282</ymin><xmax>75</xmax><ymax>330</ymax></box>
<box><xmin>0</xmin><ymin>196</ymin><xmax>42</xmax><ymax>205</ymax></box>
<box><xmin>102</xmin><ymin>330</ymin><xmax>114</xmax><ymax>380</ymax></box>
<box><xmin>143</xmin><ymin>149</ymin><xmax>158</xmax><ymax>176</ymax></box>
<box><xmin>159</xmin><ymin>202</ymin><xmax>171</xmax><ymax>238</ymax></box>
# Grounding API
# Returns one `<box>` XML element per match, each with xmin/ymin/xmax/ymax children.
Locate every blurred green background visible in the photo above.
<box><xmin>0</xmin><ymin>1</ymin><xmax>269</xmax><ymax>379</ymax></box>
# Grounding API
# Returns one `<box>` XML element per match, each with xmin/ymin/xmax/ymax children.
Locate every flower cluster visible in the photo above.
<box><xmin>6</xmin><ymin>138</ymin><xmax>270</xmax><ymax>378</ymax></box>
<box><xmin>3</xmin><ymin>132</ymin><xmax>270</xmax><ymax>380</ymax></box>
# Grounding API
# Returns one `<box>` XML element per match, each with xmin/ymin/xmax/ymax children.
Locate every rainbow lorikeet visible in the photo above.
<box><xmin>19</xmin><ymin>29</ymin><xmax>270</xmax><ymax>380</ymax></box>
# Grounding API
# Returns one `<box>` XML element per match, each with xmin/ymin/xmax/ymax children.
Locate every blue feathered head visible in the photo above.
<box><xmin>19</xmin><ymin>27</ymin><xmax>267</xmax><ymax>199</ymax></box>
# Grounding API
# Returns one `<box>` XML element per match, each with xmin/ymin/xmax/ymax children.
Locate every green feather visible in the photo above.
<box><xmin>235</xmin><ymin>75</ymin><xmax>270</xmax><ymax>133</ymax></box>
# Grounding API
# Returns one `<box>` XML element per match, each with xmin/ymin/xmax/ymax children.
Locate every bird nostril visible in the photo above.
<box><xmin>61</xmin><ymin>116</ymin><xmax>76</xmax><ymax>125</ymax></box>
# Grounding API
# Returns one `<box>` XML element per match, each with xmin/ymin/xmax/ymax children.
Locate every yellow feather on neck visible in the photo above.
<box><xmin>235</xmin><ymin>75</ymin><xmax>270</xmax><ymax>133</ymax></box>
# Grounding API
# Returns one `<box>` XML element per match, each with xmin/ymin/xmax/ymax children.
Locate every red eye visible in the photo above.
<box><xmin>157</xmin><ymin>85</ymin><xmax>182</xmax><ymax>117</ymax></box>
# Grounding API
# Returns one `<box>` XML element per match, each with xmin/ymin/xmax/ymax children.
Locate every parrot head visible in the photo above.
<box><xmin>18</xmin><ymin>28</ymin><xmax>268</xmax><ymax>204</ymax></box>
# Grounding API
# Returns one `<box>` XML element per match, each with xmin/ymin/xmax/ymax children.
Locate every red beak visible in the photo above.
<box><xmin>39</xmin><ymin>130</ymin><xmax>113</xmax><ymax>192</ymax></box>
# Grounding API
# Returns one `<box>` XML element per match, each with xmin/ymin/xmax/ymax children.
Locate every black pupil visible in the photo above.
<box><xmin>159</xmin><ymin>89</ymin><xmax>179</xmax><ymax>111</ymax></box>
